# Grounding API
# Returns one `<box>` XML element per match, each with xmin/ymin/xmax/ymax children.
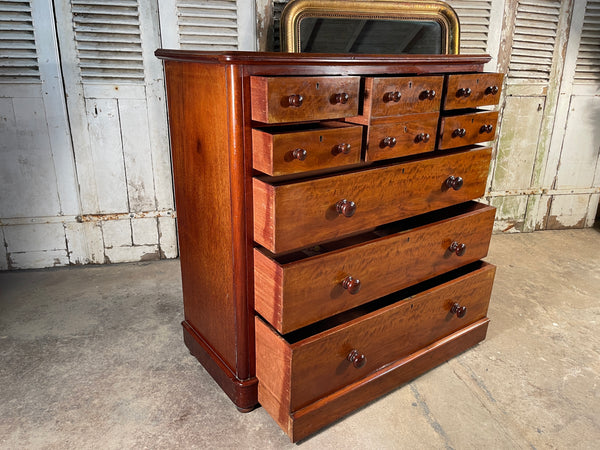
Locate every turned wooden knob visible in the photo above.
<box><xmin>415</xmin><ymin>132</ymin><xmax>430</xmax><ymax>143</ymax></box>
<box><xmin>383</xmin><ymin>91</ymin><xmax>401</xmax><ymax>102</ymax></box>
<box><xmin>382</xmin><ymin>136</ymin><xmax>397</xmax><ymax>148</ymax></box>
<box><xmin>486</xmin><ymin>85</ymin><xmax>499</xmax><ymax>95</ymax></box>
<box><xmin>287</xmin><ymin>94</ymin><xmax>303</xmax><ymax>107</ymax></box>
<box><xmin>444</xmin><ymin>175</ymin><xmax>463</xmax><ymax>190</ymax></box>
<box><xmin>452</xmin><ymin>128</ymin><xmax>467</xmax><ymax>138</ymax></box>
<box><xmin>480</xmin><ymin>124</ymin><xmax>493</xmax><ymax>133</ymax></box>
<box><xmin>336</xmin><ymin>199</ymin><xmax>356</xmax><ymax>217</ymax></box>
<box><xmin>341</xmin><ymin>276</ymin><xmax>361</xmax><ymax>294</ymax></box>
<box><xmin>333</xmin><ymin>143</ymin><xmax>351</xmax><ymax>155</ymax></box>
<box><xmin>449</xmin><ymin>241</ymin><xmax>467</xmax><ymax>256</ymax></box>
<box><xmin>419</xmin><ymin>89</ymin><xmax>436</xmax><ymax>100</ymax></box>
<box><xmin>456</xmin><ymin>87</ymin><xmax>472</xmax><ymax>98</ymax></box>
<box><xmin>451</xmin><ymin>302</ymin><xmax>467</xmax><ymax>318</ymax></box>
<box><xmin>333</xmin><ymin>93</ymin><xmax>350</xmax><ymax>104</ymax></box>
<box><xmin>347</xmin><ymin>349</ymin><xmax>366</xmax><ymax>368</ymax></box>
<box><xmin>292</xmin><ymin>148</ymin><xmax>307</xmax><ymax>161</ymax></box>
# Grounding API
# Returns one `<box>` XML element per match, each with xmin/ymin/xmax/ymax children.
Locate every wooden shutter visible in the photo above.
<box><xmin>71</xmin><ymin>0</ymin><xmax>144</xmax><ymax>83</ymax></box>
<box><xmin>574</xmin><ymin>0</ymin><xmax>600</xmax><ymax>84</ymax></box>
<box><xmin>0</xmin><ymin>0</ymin><xmax>39</xmax><ymax>81</ymax></box>
<box><xmin>446</xmin><ymin>1</ymin><xmax>492</xmax><ymax>54</ymax></box>
<box><xmin>177</xmin><ymin>0</ymin><xmax>238</xmax><ymax>50</ymax></box>
<box><xmin>507</xmin><ymin>0</ymin><xmax>561</xmax><ymax>83</ymax></box>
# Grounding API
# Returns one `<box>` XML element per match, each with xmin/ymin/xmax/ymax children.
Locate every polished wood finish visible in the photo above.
<box><xmin>366</xmin><ymin>112</ymin><xmax>438</xmax><ymax>161</ymax></box>
<box><xmin>251</xmin><ymin>76</ymin><xmax>360</xmax><ymax>123</ymax></box>
<box><xmin>363</xmin><ymin>76</ymin><xmax>444</xmax><ymax>117</ymax></box>
<box><xmin>253</xmin><ymin>146</ymin><xmax>492</xmax><ymax>254</ymax></box>
<box><xmin>439</xmin><ymin>110</ymin><xmax>499</xmax><ymax>149</ymax></box>
<box><xmin>443</xmin><ymin>73</ymin><xmax>503</xmax><ymax>110</ymax></box>
<box><xmin>254</xmin><ymin>202</ymin><xmax>495</xmax><ymax>333</ymax></box>
<box><xmin>256</xmin><ymin>262</ymin><xmax>496</xmax><ymax>439</ymax></box>
<box><xmin>157</xmin><ymin>50</ymin><xmax>501</xmax><ymax>438</ymax></box>
<box><xmin>252</xmin><ymin>122</ymin><xmax>363</xmax><ymax>175</ymax></box>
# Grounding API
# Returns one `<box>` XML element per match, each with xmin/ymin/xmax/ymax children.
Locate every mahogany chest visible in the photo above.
<box><xmin>156</xmin><ymin>50</ymin><xmax>502</xmax><ymax>441</ymax></box>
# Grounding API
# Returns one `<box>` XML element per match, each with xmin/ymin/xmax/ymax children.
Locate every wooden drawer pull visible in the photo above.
<box><xmin>444</xmin><ymin>175</ymin><xmax>463</xmax><ymax>191</ymax></box>
<box><xmin>341</xmin><ymin>275</ymin><xmax>361</xmax><ymax>294</ymax></box>
<box><xmin>333</xmin><ymin>93</ymin><xmax>350</xmax><ymax>104</ymax></box>
<box><xmin>383</xmin><ymin>91</ymin><xmax>402</xmax><ymax>102</ymax></box>
<box><xmin>347</xmin><ymin>349</ymin><xmax>367</xmax><ymax>368</ymax></box>
<box><xmin>452</xmin><ymin>128</ymin><xmax>467</xmax><ymax>138</ymax></box>
<box><xmin>333</xmin><ymin>143</ymin><xmax>351</xmax><ymax>155</ymax></box>
<box><xmin>419</xmin><ymin>89</ymin><xmax>436</xmax><ymax>100</ymax></box>
<box><xmin>381</xmin><ymin>136</ymin><xmax>397</xmax><ymax>148</ymax></box>
<box><xmin>286</xmin><ymin>94</ymin><xmax>304</xmax><ymax>107</ymax></box>
<box><xmin>480</xmin><ymin>124</ymin><xmax>494</xmax><ymax>134</ymax></box>
<box><xmin>451</xmin><ymin>302</ymin><xmax>467</xmax><ymax>318</ymax></box>
<box><xmin>415</xmin><ymin>132</ymin><xmax>430</xmax><ymax>143</ymax></box>
<box><xmin>449</xmin><ymin>241</ymin><xmax>467</xmax><ymax>256</ymax></box>
<box><xmin>335</xmin><ymin>199</ymin><xmax>356</xmax><ymax>217</ymax></box>
<box><xmin>291</xmin><ymin>148</ymin><xmax>308</xmax><ymax>161</ymax></box>
<box><xmin>485</xmin><ymin>85</ymin><xmax>499</xmax><ymax>95</ymax></box>
<box><xmin>456</xmin><ymin>87</ymin><xmax>472</xmax><ymax>98</ymax></box>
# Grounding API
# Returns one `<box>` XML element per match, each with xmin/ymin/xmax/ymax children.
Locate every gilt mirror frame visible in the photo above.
<box><xmin>280</xmin><ymin>0</ymin><xmax>460</xmax><ymax>55</ymax></box>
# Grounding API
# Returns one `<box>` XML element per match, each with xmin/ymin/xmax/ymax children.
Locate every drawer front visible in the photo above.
<box><xmin>443</xmin><ymin>73</ymin><xmax>503</xmax><ymax>110</ymax></box>
<box><xmin>366</xmin><ymin>113</ymin><xmax>438</xmax><ymax>161</ymax></box>
<box><xmin>364</xmin><ymin>76</ymin><xmax>443</xmax><ymax>117</ymax></box>
<box><xmin>255</xmin><ymin>202</ymin><xmax>495</xmax><ymax>333</ymax></box>
<box><xmin>438</xmin><ymin>111</ymin><xmax>499</xmax><ymax>150</ymax></box>
<box><xmin>251</xmin><ymin>76</ymin><xmax>360</xmax><ymax>123</ymax></box>
<box><xmin>255</xmin><ymin>262</ymin><xmax>496</xmax><ymax>412</ymax></box>
<box><xmin>252</xmin><ymin>123</ymin><xmax>363</xmax><ymax>176</ymax></box>
<box><xmin>253</xmin><ymin>146</ymin><xmax>492</xmax><ymax>254</ymax></box>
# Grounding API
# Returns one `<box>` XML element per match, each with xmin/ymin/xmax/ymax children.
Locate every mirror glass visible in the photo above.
<box><xmin>299</xmin><ymin>18</ymin><xmax>443</xmax><ymax>54</ymax></box>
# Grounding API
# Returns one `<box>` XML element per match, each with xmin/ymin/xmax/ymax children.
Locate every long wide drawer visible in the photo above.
<box><xmin>256</xmin><ymin>261</ymin><xmax>496</xmax><ymax>415</ymax></box>
<box><xmin>253</xmin><ymin>146</ymin><xmax>492</xmax><ymax>254</ymax></box>
<box><xmin>255</xmin><ymin>202</ymin><xmax>495</xmax><ymax>333</ymax></box>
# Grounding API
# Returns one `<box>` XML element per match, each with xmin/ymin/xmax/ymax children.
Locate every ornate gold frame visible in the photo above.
<box><xmin>280</xmin><ymin>0</ymin><xmax>460</xmax><ymax>54</ymax></box>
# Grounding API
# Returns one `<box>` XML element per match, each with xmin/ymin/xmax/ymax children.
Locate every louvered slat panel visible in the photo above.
<box><xmin>574</xmin><ymin>1</ymin><xmax>600</xmax><ymax>83</ymax></box>
<box><xmin>72</xmin><ymin>0</ymin><xmax>144</xmax><ymax>83</ymax></box>
<box><xmin>447</xmin><ymin>1</ymin><xmax>492</xmax><ymax>54</ymax></box>
<box><xmin>508</xmin><ymin>0</ymin><xmax>561</xmax><ymax>83</ymax></box>
<box><xmin>177</xmin><ymin>0</ymin><xmax>238</xmax><ymax>50</ymax></box>
<box><xmin>272</xmin><ymin>0</ymin><xmax>289</xmax><ymax>51</ymax></box>
<box><xmin>0</xmin><ymin>0</ymin><xmax>39</xmax><ymax>82</ymax></box>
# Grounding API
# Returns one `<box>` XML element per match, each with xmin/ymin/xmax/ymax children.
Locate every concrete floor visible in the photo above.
<box><xmin>1</xmin><ymin>228</ymin><xmax>599</xmax><ymax>449</ymax></box>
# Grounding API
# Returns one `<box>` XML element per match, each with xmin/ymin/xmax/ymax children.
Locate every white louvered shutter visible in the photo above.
<box><xmin>0</xmin><ymin>0</ymin><xmax>39</xmax><ymax>81</ymax></box>
<box><xmin>177</xmin><ymin>0</ymin><xmax>238</xmax><ymax>50</ymax></box>
<box><xmin>508</xmin><ymin>0</ymin><xmax>561</xmax><ymax>83</ymax></box>
<box><xmin>574</xmin><ymin>0</ymin><xmax>600</xmax><ymax>84</ymax></box>
<box><xmin>71</xmin><ymin>0</ymin><xmax>144</xmax><ymax>84</ymax></box>
<box><xmin>446</xmin><ymin>0</ymin><xmax>492</xmax><ymax>54</ymax></box>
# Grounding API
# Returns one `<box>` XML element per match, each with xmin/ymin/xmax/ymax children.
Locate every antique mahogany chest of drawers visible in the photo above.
<box><xmin>156</xmin><ymin>50</ymin><xmax>502</xmax><ymax>441</ymax></box>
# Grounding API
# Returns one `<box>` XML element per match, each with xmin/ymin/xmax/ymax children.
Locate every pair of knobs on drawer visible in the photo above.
<box><xmin>287</xmin><ymin>93</ymin><xmax>350</xmax><ymax>107</ymax></box>
<box><xmin>346</xmin><ymin>300</ymin><xmax>468</xmax><ymax>369</ymax></box>
<box><xmin>383</xmin><ymin>90</ymin><xmax>436</xmax><ymax>103</ymax></box>
<box><xmin>381</xmin><ymin>133</ymin><xmax>430</xmax><ymax>148</ymax></box>
<box><xmin>453</xmin><ymin>125</ymin><xmax>494</xmax><ymax>138</ymax></box>
<box><xmin>456</xmin><ymin>85</ymin><xmax>499</xmax><ymax>98</ymax></box>
<box><xmin>292</xmin><ymin>143</ymin><xmax>351</xmax><ymax>161</ymax></box>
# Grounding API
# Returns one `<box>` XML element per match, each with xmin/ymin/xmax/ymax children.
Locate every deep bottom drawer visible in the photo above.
<box><xmin>256</xmin><ymin>261</ymin><xmax>496</xmax><ymax>440</ymax></box>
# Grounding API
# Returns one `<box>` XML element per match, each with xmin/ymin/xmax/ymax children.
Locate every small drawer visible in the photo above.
<box><xmin>251</xmin><ymin>76</ymin><xmax>360</xmax><ymax>123</ymax></box>
<box><xmin>255</xmin><ymin>202</ymin><xmax>495</xmax><ymax>333</ymax></box>
<box><xmin>253</xmin><ymin>146</ymin><xmax>492</xmax><ymax>254</ymax></box>
<box><xmin>256</xmin><ymin>261</ymin><xmax>495</xmax><ymax>415</ymax></box>
<box><xmin>443</xmin><ymin>73</ymin><xmax>503</xmax><ymax>110</ymax></box>
<box><xmin>438</xmin><ymin>110</ymin><xmax>500</xmax><ymax>150</ymax></box>
<box><xmin>364</xmin><ymin>76</ymin><xmax>443</xmax><ymax>118</ymax></box>
<box><xmin>252</xmin><ymin>122</ymin><xmax>363</xmax><ymax>176</ymax></box>
<box><xmin>365</xmin><ymin>112</ymin><xmax>438</xmax><ymax>161</ymax></box>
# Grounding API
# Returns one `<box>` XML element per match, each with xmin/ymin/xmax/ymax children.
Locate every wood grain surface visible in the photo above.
<box><xmin>254</xmin><ymin>203</ymin><xmax>495</xmax><ymax>333</ymax></box>
<box><xmin>439</xmin><ymin>110</ymin><xmax>500</xmax><ymax>150</ymax></box>
<box><xmin>253</xmin><ymin>146</ymin><xmax>492</xmax><ymax>254</ymax></box>
<box><xmin>443</xmin><ymin>73</ymin><xmax>504</xmax><ymax>110</ymax></box>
